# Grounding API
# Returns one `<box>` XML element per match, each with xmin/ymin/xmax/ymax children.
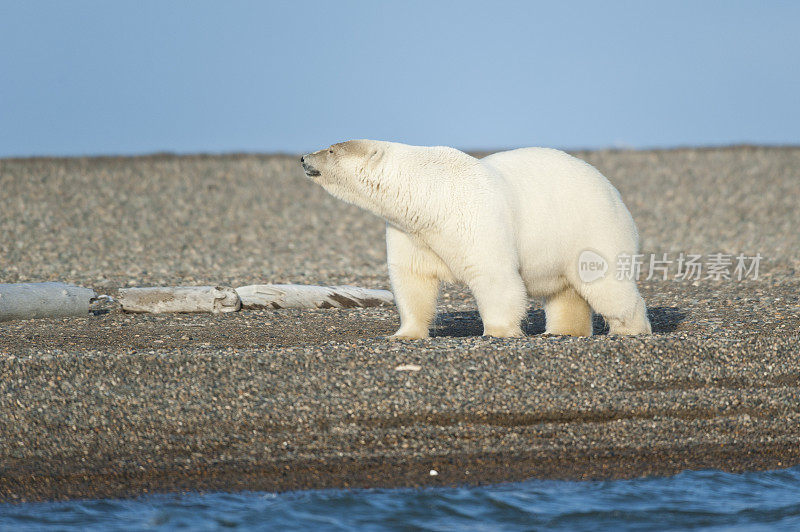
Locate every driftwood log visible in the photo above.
<box><xmin>117</xmin><ymin>286</ymin><xmax>241</xmax><ymax>314</ymax></box>
<box><xmin>0</xmin><ymin>283</ymin><xmax>394</xmax><ymax>318</ymax></box>
<box><xmin>235</xmin><ymin>284</ymin><xmax>394</xmax><ymax>310</ymax></box>
<box><xmin>0</xmin><ymin>282</ymin><xmax>97</xmax><ymax>322</ymax></box>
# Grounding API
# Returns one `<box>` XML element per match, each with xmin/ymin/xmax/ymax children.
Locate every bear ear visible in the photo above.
<box><xmin>337</xmin><ymin>139</ymin><xmax>379</xmax><ymax>158</ymax></box>
<box><xmin>331</xmin><ymin>141</ymin><xmax>351</xmax><ymax>153</ymax></box>
<box><xmin>366</xmin><ymin>146</ymin><xmax>385</xmax><ymax>168</ymax></box>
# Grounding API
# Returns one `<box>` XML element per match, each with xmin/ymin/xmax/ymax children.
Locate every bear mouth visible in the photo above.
<box><xmin>302</xmin><ymin>163</ymin><xmax>321</xmax><ymax>177</ymax></box>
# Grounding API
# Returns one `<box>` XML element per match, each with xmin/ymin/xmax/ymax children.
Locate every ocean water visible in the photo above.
<box><xmin>2</xmin><ymin>467</ymin><xmax>800</xmax><ymax>531</ymax></box>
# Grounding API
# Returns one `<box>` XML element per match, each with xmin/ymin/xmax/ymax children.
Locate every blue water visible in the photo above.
<box><xmin>3</xmin><ymin>468</ymin><xmax>800</xmax><ymax>531</ymax></box>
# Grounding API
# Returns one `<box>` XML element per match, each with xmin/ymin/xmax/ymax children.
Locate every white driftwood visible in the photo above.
<box><xmin>118</xmin><ymin>286</ymin><xmax>241</xmax><ymax>314</ymax></box>
<box><xmin>235</xmin><ymin>284</ymin><xmax>394</xmax><ymax>310</ymax></box>
<box><xmin>0</xmin><ymin>282</ymin><xmax>97</xmax><ymax>322</ymax></box>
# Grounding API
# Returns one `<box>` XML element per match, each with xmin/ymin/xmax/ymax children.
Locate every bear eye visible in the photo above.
<box><xmin>329</xmin><ymin>149</ymin><xmax>333</xmax><ymax>154</ymax></box>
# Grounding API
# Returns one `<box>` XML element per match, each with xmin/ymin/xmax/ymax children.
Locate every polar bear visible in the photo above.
<box><xmin>301</xmin><ymin>140</ymin><xmax>651</xmax><ymax>338</ymax></box>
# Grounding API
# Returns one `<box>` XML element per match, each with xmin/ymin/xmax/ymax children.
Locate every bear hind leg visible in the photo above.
<box><xmin>578</xmin><ymin>279</ymin><xmax>651</xmax><ymax>335</ymax></box>
<box><xmin>606</xmin><ymin>294</ymin><xmax>651</xmax><ymax>335</ymax></box>
<box><xmin>544</xmin><ymin>287</ymin><xmax>593</xmax><ymax>336</ymax></box>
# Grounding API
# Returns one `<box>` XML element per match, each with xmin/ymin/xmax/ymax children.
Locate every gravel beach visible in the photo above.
<box><xmin>1</xmin><ymin>147</ymin><xmax>798</xmax><ymax>501</ymax></box>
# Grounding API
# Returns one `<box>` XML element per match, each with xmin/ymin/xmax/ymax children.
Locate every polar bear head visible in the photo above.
<box><xmin>301</xmin><ymin>140</ymin><xmax>388</xmax><ymax>187</ymax></box>
<box><xmin>301</xmin><ymin>139</ymin><xmax>397</xmax><ymax>218</ymax></box>
<box><xmin>301</xmin><ymin>139</ymin><xmax>477</xmax><ymax>231</ymax></box>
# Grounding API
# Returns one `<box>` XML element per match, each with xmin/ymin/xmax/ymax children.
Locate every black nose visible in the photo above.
<box><xmin>300</xmin><ymin>156</ymin><xmax>304</xmax><ymax>163</ymax></box>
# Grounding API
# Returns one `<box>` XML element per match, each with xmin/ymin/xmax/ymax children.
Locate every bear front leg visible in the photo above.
<box><xmin>386</xmin><ymin>225</ymin><xmax>442</xmax><ymax>339</ymax></box>
<box><xmin>389</xmin><ymin>268</ymin><xmax>439</xmax><ymax>339</ymax></box>
<box><xmin>467</xmin><ymin>269</ymin><xmax>528</xmax><ymax>338</ymax></box>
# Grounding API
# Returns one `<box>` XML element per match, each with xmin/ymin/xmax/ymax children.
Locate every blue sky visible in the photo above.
<box><xmin>1</xmin><ymin>1</ymin><xmax>798</xmax><ymax>157</ymax></box>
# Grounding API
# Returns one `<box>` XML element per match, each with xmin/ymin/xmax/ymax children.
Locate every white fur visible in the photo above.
<box><xmin>302</xmin><ymin>140</ymin><xmax>651</xmax><ymax>338</ymax></box>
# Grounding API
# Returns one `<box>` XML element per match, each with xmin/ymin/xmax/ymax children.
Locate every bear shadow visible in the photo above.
<box><xmin>430</xmin><ymin>306</ymin><xmax>684</xmax><ymax>337</ymax></box>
